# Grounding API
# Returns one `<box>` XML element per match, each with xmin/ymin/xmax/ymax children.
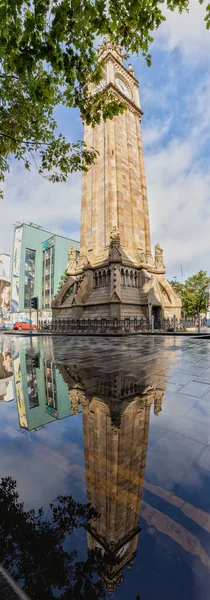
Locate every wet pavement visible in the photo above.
<box><xmin>1</xmin><ymin>333</ymin><xmax>210</xmax><ymax>599</ymax></box>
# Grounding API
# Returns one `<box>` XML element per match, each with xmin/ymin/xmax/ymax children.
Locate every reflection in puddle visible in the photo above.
<box><xmin>1</xmin><ymin>334</ymin><xmax>210</xmax><ymax>599</ymax></box>
<box><xmin>0</xmin><ymin>338</ymin><xmax>13</xmax><ymax>402</ymax></box>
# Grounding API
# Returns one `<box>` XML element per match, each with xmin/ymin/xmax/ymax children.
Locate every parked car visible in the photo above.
<box><xmin>0</xmin><ymin>322</ymin><xmax>13</xmax><ymax>329</ymax></box>
<box><xmin>13</xmin><ymin>322</ymin><xmax>37</xmax><ymax>331</ymax></box>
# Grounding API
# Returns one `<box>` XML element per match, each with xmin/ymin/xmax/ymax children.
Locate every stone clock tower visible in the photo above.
<box><xmin>53</xmin><ymin>39</ymin><xmax>181</xmax><ymax>320</ymax></box>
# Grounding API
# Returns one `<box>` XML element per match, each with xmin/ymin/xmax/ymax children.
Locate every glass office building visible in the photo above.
<box><xmin>10</xmin><ymin>224</ymin><xmax>80</xmax><ymax>323</ymax></box>
<box><xmin>12</xmin><ymin>341</ymin><xmax>81</xmax><ymax>431</ymax></box>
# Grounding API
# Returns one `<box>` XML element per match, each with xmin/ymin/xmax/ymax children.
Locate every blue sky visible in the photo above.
<box><xmin>1</xmin><ymin>0</ymin><xmax>210</xmax><ymax>281</ymax></box>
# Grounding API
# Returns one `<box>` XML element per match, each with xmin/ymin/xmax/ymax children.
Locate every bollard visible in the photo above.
<box><xmin>151</xmin><ymin>315</ymin><xmax>154</xmax><ymax>332</ymax></box>
<box><xmin>173</xmin><ymin>314</ymin><xmax>177</xmax><ymax>333</ymax></box>
<box><xmin>198</xmin><ymin>313</ymin><xmax>201</xmax><ymax>334</ymax></box>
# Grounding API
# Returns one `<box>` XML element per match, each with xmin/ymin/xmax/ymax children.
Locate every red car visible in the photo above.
<box><xmin>13</xmin><ymin>322</ymin><xmax>37</xmax><ymax>331</ymax></box>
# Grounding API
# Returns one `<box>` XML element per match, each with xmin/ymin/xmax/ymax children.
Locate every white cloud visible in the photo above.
<box><xmin>145</xmin><ymin>126</ymin><xmax>210</xmax><ymax>278</ymax></box>
<box><xmin>139</xmin><ymin>66</ymin><xmax>210</xmax><ymax>279</ymax></box>
<box><xmin>155</xmin><ymin>0</ymin><xmax>210</xmax><ymax>64</ymax></box>
<box><xmin>1</xmin><ymin>166</ymin><xmax>82</xmax><ymax>255</ymax></box>
<box><xmin>140</xmin><ymin>77</ymin><xmax>176</xmax><ymax>112</ymax></box>
<box><xmin>143</xmin><ymin>118</ymin><xmax>171</xmax><ymax>147</ymax></box>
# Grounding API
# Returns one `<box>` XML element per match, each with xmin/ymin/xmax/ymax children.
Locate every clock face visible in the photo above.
<box><xmin>116</xmin><ymin>542</ymin><xmax>129</xmax><ymax>559</ymax></box>
<box><xmin>115</xmin><ymin>77</ymin><xmax>131</xmax><ymax>98</ymax></box>
<box><xmin>94</xmin><ymin>78</ymin><xmax>106</xmax><ymax>94</ymax></box>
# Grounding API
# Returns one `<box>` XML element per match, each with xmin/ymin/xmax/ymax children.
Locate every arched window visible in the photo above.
<box><xmin>130</xmin><ymin>271</ymin><xmax>134</xmax><ymax>287</ymax></box>
<box><xmin>102</xmin><ymin>270</ymin><xmax>106</xmax><ymax>286</ymax></box>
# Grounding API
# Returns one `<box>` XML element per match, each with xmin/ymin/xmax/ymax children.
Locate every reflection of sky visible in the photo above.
<box><xmin>1</xmin><ymin>334</ymin><xmax>210</xmax><ymax>599</ymax></box>
<box><xmin>0</xmin><ymin>399</ymin><xmax>86</xmax><ymax>509</ymax></box>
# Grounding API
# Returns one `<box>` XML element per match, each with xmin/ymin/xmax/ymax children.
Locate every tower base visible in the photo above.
<box><xmin>52</xmin><ymin>235</ymin><xmax>181</xmax><ymax>322</ymax></box>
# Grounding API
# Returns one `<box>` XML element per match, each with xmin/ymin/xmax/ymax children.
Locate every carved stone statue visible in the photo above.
<box><xmin>155</xmin><ymin>243</ymin><xmax>165</xmax><ymax>269</ymax></box>
<box><xmin>110</xmin><ymin>226</ymin><xmax>120</xmax><ymax>243</ymax></box>
<box><xmin>109</xmin><ymin>227</ymin><xmax>121</xmax><ymax>262</ymax></box>
<box><xmin>154</xmin><ymin>390</ymin><xmax>164</xmax><ymax>416</ymax></box>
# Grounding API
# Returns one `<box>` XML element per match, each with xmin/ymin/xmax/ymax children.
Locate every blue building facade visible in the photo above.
<box><xmin>11</xmin><ymin>223</ymin><xmax>79</xmax><ymax>323</ymax></box>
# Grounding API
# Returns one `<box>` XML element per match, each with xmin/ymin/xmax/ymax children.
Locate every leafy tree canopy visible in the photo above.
<box><xmin>182</xmin><ymin>270</ymin><xmax>210</xmax><ymax>316</ymax></box>
<box><xmin>169</xmin><ymin>271</ymin><xmax>210</xmax><ymax>316</ymax></box>
<box><xmin>57</xmin><ymin>268</ymin><xmax>70</xmax><ymax>292</ymax></box>
<box><xmin>55</xmin><ymin>268</ymin><xmax>73</xmax><ymax>300</ymax></box>
<box><xmin>0</xmin><ymin>0</ymin><xmax>210</xmax><ymax>195</ymax></box>
<box><xmin>0</xmin><ymin>476</ymin><xmax>105</xmax><ymax>600</ymax></box>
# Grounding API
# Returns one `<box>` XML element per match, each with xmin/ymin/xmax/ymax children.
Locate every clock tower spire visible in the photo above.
<box><xmin>79</xmin><ymin>37</ymin><xmax>153</xmax><ymax>269</ymax></box>
<box><xmin>53</xmin><ymin>39</ymin><xmax>181</xmax><ymax>322</ymax></box>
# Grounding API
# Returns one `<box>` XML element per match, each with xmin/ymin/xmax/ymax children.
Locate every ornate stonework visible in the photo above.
<box><xmin>53</xmin><ymin>39</ymin><xmax>181</xmax><ymax>321</ymax></box>
<box><xmin>67</xmin><ymin>246</ymin><xmax>77</xmax><ymax>274</ymax></box>
<box><xmin>155</xmin><ymin>243</ymin><xmax>165</xmax><ymax>270</ymax></box>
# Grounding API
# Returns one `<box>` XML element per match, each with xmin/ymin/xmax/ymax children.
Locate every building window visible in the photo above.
<box><xmin>24</xmin><ymin>249</ymin><xmax>36</xmax><ymax>309</ymax></box>
<box><xmin>25</xmin><ymin>353</ymin><xmax>39</xmax><ymax>409</ymax></box>
<box><xmin>44</xmin><ymin>359</ymin><xmax>57</xmax><ymax>416</ymax></box>
<box><xmin>42</xmin><ymin>245</ymin><xmax>55</xmax><ymax>309</ymax></box>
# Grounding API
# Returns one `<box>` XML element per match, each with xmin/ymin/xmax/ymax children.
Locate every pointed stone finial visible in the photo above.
<box><xmin>155</xmin><ymin>243</ymin><xmax>165</xmax><ymax>269</ymax></box>
<box><xmin>128</xmin><ymin>64</ymin><xmax>135</xmax><ymax>76</ymax></box>
<box><xmin>67</xmin><ymin>245</ymin><xmax>77</xmax><ymax>274</ymax></box>
<box><xmin>98</xmin><ymin>38</ymin><xmax>123</xmax><ymax>63</ymax></box>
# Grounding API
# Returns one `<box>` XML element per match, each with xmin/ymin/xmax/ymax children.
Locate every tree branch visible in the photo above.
<box><xmin>0</xmin><ymin>131</ymin><xmax>51</xmax><ymax>146</ymax></box>
<box><xmin>0</xmin><ymin>74</ymin><xmax>19</xmax><ymax>80</ymax></box>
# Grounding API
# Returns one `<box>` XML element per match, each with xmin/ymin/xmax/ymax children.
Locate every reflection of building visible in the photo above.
<box><xmin>56</xmin><ymin>359</ymin><xmax>165</xmax><ymax>592</ymax></box>
<box><xmin>0</xmin><ymin>253</ymin><xmax>11</xmax><ymax>320</ymax></box>
<box><xmin>11</xmin><ymin>223</ymin><xmax>80</xmax><ymax>323</ymax></box>
<box><xmin>0</xmin><ymin>349</ymin><xmax>13</xmax><ymax>401</ymax></box>
<box><xmin>53</xmin><ymin>40</ymin><xmax>181</xmax><ymax>321</ymax></box>
<box><xmin>12</xmin><ymin>345</ymin><xmax>82</xmax><ymax>430</ymax></box>
<box><xmin>0</xmin><ymin>254</ymin><xmax>10</xmax><ymax>280</ymax></box>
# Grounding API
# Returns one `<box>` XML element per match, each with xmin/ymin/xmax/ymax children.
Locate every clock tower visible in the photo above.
<box><xmin>79</xmin><ymin>39</ymin><xmax>153</xmax><ymax>269</ymax></box>
<box><xmin>53</xmin><ymin>39</ymin><xmax>181</xmax><ymax>321</ymax></box>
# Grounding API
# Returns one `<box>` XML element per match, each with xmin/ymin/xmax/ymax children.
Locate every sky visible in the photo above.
<box><xmin>1</xmin><ymin>0</ymin><xmax>210</xmax><ymax>281</ymax></box>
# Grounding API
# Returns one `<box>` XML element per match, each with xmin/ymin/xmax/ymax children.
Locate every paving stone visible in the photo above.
<box><xmin>168</xmin><ymin>373</ymin><xmax>194</xmax><ymax>386</ymax></box>
<box><xmin>181</xmin><ymin>381</ymin><xmax>210</xmax><ymax>398</ymax></box>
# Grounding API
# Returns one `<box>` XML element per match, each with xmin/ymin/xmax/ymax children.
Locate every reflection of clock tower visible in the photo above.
<box><xmin>53</xmin><ymin>38</ymin><xmax>181</xmax><ymax>320</ymax></box>
<box><xmin>53</xmin><ymin>344</ymin><xmax>167</xmax><ymax>593</ymax></box>
<box><xmin>82</xmin><ymin>387</ymin><xmax>163</xmax><ymax>592</ymax></box>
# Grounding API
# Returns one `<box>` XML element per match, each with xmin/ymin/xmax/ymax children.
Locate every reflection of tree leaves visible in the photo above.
<box><xmin>0</xmin><ymin>477</ymin><xmax>105</xmax><ymax>600</ymax></box>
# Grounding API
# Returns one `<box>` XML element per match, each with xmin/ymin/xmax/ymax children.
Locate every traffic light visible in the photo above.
<box><xmin>32</xmin><ymin>353</ymin><xmax>40</xmax><ymax>369</ymax></box>
<box><xmin>30</xmin><ymin>296</ymin><xmax>38</xmax><ymax>310</ymax></box>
